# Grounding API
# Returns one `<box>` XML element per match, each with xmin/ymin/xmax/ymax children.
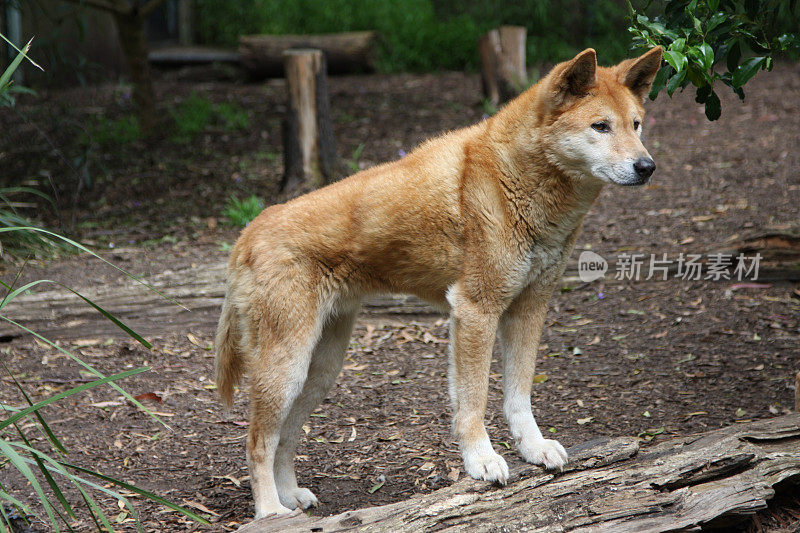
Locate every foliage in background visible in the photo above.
<box><xmin>80</xmin><ymin>115</ymin><xmax>142</xmax><ymax>147</ymax></box>
<box><xmin>629</xmin><ymin>0</ymin><xmax>799</xmax><ymax>119</ymax></box>
<box><xmin>223</xmin><ymin>194</ymin><xmax>264</xmax><ymax>226</ymax></box>
<box><xmin>195</xmin><ymin>0</ymin><xmax>634</xmax><ymax>72</ymax></box>
<box><xmin>0</xmin><ymin>34</ymin><xmax>65</xmax><ymax>261</ymax></box>
<box><xmin>170</xmin><ymin>92</ymin><xmax>251</xmax><ymax>141</ymax></box>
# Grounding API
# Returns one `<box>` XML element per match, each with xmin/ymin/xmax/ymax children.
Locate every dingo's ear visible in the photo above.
<box><xmin>556</xmin><ymin>48</ymin><xmax>597</xmax><ymax>98</ymax></box>
<box><xmin>618</xmin><ymin>46</ymin><xmax>663</xmax><ymax>101</ymax></box>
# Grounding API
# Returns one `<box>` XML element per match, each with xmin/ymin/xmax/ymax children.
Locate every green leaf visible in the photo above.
<box><xmin>663</xmin><ymin>50</ymin><xmax>687</xmax><ymax>73</ymax></box>
<box><xmin>706</xmin><ymin>12</ymin><xmax>725</xmax><ymax>33</ymax></box>
<box><xmin>649</xmin><ymin>65</ymin><xmax>671</xmax><ymax>100</ymax></box>
<box><xmin>708</xmin><ymin>0</ymin><xmax>719</xmax><ymax>11</ymax></box>
<box><xmin>668</xmin><ymin>38</ymin><xmax>686</xmax><ymax>53</ymax></box>
<box><xmin>726</xmin><ymin>41</ymin><xmax>742</xmax><ymax>73</ymax></box>
<box><xmin>732</xmin><ymin>57</ymin><xmax>765</xmax><ymax>88</ymax></box>
<box><xmin>697</xmin><ymin>43</ymin><xmax>714</xmax><ymax>71</ymax></box>
<box><xmin>704</xmin><ymin>91</ymin><xmax>721</xmax><ymax>120</ymax></box>
<box><xmin>666</xmin><ymin>69</ymin><xmax>687</xmax><ymax>96</ymax></box>
<box><xmin>695</xmin><ymin>83</ymin><xmax>712</xmax><ymax>104</ymax></box>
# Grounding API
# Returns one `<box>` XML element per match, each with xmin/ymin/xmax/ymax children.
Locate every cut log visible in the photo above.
<box><xmin>239</xmin><ymin>414</ymin><xmax>800</xmax><ymax>532</ymax></box>
<box><xmin>281</xmin><ymin>49</ymin><xmax>339</xmax><ymax>193</ymax></box>
<box><xmin>239</xmin><ymin>31</ymin><xmax>377</xmax><ymax>78</ymax></box>
<box><xmin>478</xmin><ymin>26</ymin><xmax>528</xmax><ymax>106</ymax></box>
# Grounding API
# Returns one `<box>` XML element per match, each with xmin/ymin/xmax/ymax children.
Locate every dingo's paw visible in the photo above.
<box><xmin>279</xmin><ymin>487</ymin><xmax>318</xmax><ymax>510</ymax></box>
<box><xmin>519</xmin><ymin>438</ymin><xmax>568</xmax><ymax>470</ymax></box>
<box><xmin>254</xmin><ymin>503</ymin><xmax>293</xmax><ymax>519</ymax></box>
<box><xmin>463</xmin><ymin>450</ymin><xmax>509</xmax><ymax>485</ymax></box>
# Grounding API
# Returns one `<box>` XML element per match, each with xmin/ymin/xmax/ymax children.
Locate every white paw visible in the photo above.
<box><xmin>279</xmin><ymin>487</ymin><xmax>319</xmax><ymax>510</ymax></box>
<box><xmin>254</xmin><ymin>503</ymin><xmax>293</xmax><ymax>519</ymax></box>
<box><xmin>463</xmin><ymin>450</ymin><xmax>510</xmax><ymax>485</ymax></box>
<box><xmin>519</xmin><ymin>438</ymin><xmax>568</xmax><ymax>470</ymax></box>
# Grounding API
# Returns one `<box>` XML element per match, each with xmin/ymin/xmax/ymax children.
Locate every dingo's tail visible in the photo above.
<box><xmin>215</xmin><ymin>292</ymin><xmax>244</xmax><ymax>408</ymax></box>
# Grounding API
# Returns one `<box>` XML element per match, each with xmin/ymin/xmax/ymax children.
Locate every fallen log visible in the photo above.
<box><xmin>239</xmin><ymin>31</ymin><xmax>378</xmax><ymax>78</ymax></box>
<box><xmin>0</xmin><ymin>260</ymin><xmax>441</xmax><ymax>341</ymax></box>
<box><xmin>239</xmin><ymin>413</ymin><xmax>800</xmax><ymax>532</ymax></box>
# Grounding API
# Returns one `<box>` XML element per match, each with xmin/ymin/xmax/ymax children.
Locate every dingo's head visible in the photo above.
<box><xmin>535</xmin><ymin>47</ymin><xmax>663</xmax><ymax>186</ymax></box>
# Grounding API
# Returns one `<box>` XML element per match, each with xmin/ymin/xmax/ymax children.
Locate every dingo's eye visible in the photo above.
<box><xmin>633</xmin><ymin>119</ymin><xmax>641</xmax><ymax>129</ymax></box>
<box><xmin>591</xmin><ymin>122</ymin><xmax>609</xmax><ymax>132</ymax></box>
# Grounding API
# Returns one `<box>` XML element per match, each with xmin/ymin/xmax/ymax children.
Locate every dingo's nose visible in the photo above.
<box><xmin>633</xmin><ymin>157</ymin><xmax>656</xmax><ymax>180</ymax></box>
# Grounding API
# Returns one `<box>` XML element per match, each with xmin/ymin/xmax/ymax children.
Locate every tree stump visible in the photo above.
<box><xmin>281</xmin><ymin>49</ymin><xmax>339</xmax><ymax>193</ymax></box>
<box><xmin>478</xmin><ymin>26</ymin><xmax>528</xmax><ymax>107</ymax></box>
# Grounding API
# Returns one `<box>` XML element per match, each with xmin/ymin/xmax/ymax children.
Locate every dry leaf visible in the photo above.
<box><xmin>422</xmin><ymin>331</ymin><xmax>447</xmax><ymax>344</ymax></box>
<box><xmin>348</xmin><ymin>426</ymin><xmax>357</xmax><ymax>442</ymax></box>
<box><xmin>576</xmin><ymin>417</ymin><xmax>593</xmax><ymax>425</ymax></box>
<box><xmin>587</xmin><ymin>336</ymin><xmax>601</xmax><ymax>345</ymax></box>
<box><xmin>447</xmin><ymin>467</ymin><xmax>460</xmax><ymax>482</ymax></box>
<box><xmin>183</xmin><ymin>501</ymin><xmax>219</xmax><ymax>516</ymax></box>
<box><xmin>134</xmin><ymin>392</ymin><xmax>162</xmax><ymax>403</ymax></box>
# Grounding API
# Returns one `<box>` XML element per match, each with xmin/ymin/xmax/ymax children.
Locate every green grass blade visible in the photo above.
<box><xmin>15</xmin><ymin>428</ymin><xmax>75</xmax><ymax>520</ymax></box>
<box><xmin>59</xmin><ymin>461</ymin><xmax>210</xmax><ymax>525</ymax></box>
<box><xmin>0</xmin><ymin>278</ymin><xmax>151</xmax><ymax>348</ymax></box>
<box><xmin>0</xmin><ymin>227</ymin><xmax>188</xmax><ymax>311</ymax></box>
<box><xmin>0</xmin><ymin>490</ymin><xmax>34</xmax><ymax>531</ymax></box>
<box><xmin>0</xmin><ymin>33</ymin><xmax>43</xmax><ymax>71</ymax></box>
<box><xmin>61</xmin><ymin>286</ymin><xmax>151</xmax><ymax>349</ymax></box>
<box><xmin>0</xmin><ymin>317</ymin><xmax>168</xmax><ymax>428</ymax></box>
<box><xmin>0</xmin><ymin>365</ymin><xmax>148</xmax><ymax>431</ymax></box>
<box><xmin>12</xmin><ymin>445</ymin><xmax>147</xmax><ymax>532</ymax></box>
<box><xmin>0</xmin><ymin>439</ymin><xmax>60</xmax><ymax>532</ymax></box>
<box><xmin>9</xmin><ymin>444</ymin><xmax>119</xmax><ymax>533</ymax></box>
<box><xmin>0</xmin><ymin>38</ymin><xmax>31</xmax><ymax>90</ymax></box>
<box><xmin>1</xmin><ymin>363</ymin><xmax>67</xmax><ymax>453</ymax></box>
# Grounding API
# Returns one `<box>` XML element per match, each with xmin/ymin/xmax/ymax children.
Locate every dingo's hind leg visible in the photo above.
<box><xmin>246</xmin><ymin>293</ymin><xmax>327</xmax><ymax>518</ymax></box>
<box><xmin>274</xmin><ymin>302</ymin><xmax>358</xmax><ymax>510</ymax></box>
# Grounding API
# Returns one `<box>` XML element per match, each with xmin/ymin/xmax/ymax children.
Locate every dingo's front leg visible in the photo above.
<box><xmin>447</xmin><ymin>286</ymin><xmax>509</xmax><ymax>484</ymax></box>
<box><xmin>498</xmin><ymin>284</ymin><xmax>568</xmax><ymax>470</ymax></box>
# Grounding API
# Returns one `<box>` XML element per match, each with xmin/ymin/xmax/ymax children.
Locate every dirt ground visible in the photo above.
<box><xmin>1</xmin><ymin>61</ymin><xmax>799</xmax><ymax>532</ymax></box>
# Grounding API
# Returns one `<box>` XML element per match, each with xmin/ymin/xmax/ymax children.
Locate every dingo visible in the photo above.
<box><xmin>216</xmin><ymin>46</ymin><xmax>663</xmax><ymax>517</ymax></box>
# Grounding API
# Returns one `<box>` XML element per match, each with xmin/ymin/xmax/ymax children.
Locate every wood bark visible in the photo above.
<box><xmin>113</xmin><ymin>10</ymin><xmax>157</xmax><ymax>132</ymax></box>
<box><xmin>239</xmin><ymin>32</ymin><xmax>377</xmax><ymax>78</ymax></box>
<box><xmin>61</xmin><ymin>0</ymin><xmax>169</xmax><ymax>133</ymax></box>
<box><xmin>281</xmin><ymin>49</ymin><xmax>339</xmax><ymax>193</ymax></box>
<box><xmin>479</xmin><ymin>26</ymin><xmax>528</xmax><ymax>107</ymax></box>
<box><xmin>239</xmin><ymin>414</ymin><xmax>800</xmax><ymax>532</ymax></box>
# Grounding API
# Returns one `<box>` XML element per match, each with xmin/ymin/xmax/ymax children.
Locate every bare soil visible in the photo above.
<box><xmin>1</xmin><ymin>62</ymin><xmax>799</xmax><ymax>531</ymax></box>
